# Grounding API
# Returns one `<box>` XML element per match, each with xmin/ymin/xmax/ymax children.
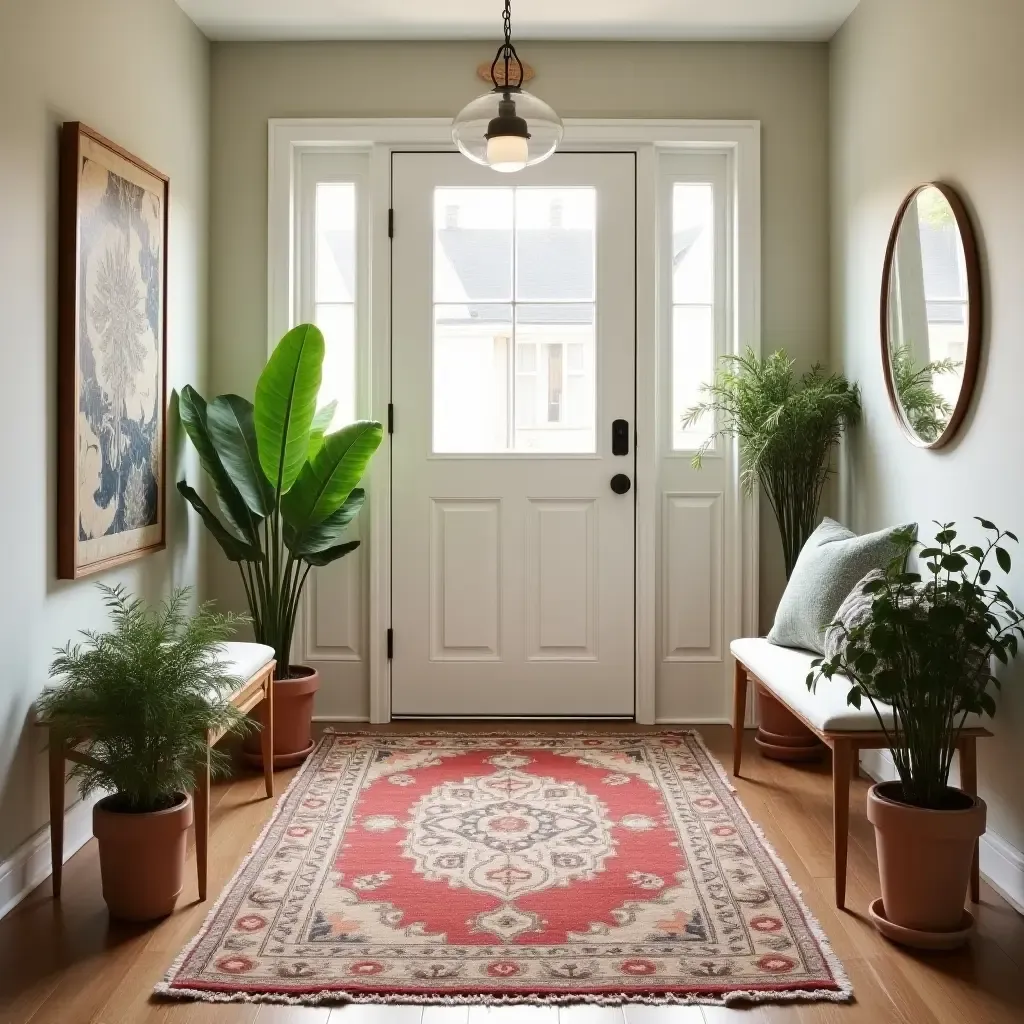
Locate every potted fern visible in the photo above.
<box><xmin>36</xmin><ymin>585</ymin><xmax>252</xmax><ymax>921</ymax></box>
<box><xmin>810</xmin><ymin>520</ymin><xmax>1023</xmax><ymax>946</ymax></box>
<box><xmin>178</xmin><ymin>324</ymin><xmax>383</xmax><ymax>768</ymax></box>
<box><xmin>684</xmin><ymin>349</ymin><xmax>861</xmax><ymax>753</ymax></box>
<box><xmin>683</xmin><ymin>348</ymin><xmax>861</xmax><ymax>578</ymax></box>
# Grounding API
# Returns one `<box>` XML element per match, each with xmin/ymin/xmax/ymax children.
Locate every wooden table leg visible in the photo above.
<box><xmin>732</xmin><ymin>660</ymin><xmax>748</xmax><ymax>777</ymax></box>
<box><xmin>959</xmin><ymin>736</ymin><xmax>980</xmax><ymax>903</ymax></box>
<box><xmin>831</xmin><ymin>739</ymin><xmax>853</xmax><ymax>910</ymax></box>
<box><xmin>260</xmin><ymin>672</ymin><xmax>274</xmax><ymax>799</ymax></box>
<box><xmin>48</xmin><ymin>731</ymin><xmax>66</xmax><ymax>900</ymax></box>
<box><xmin>195</xmin><ymin>742</ymin><xmax>210</xmax><ymax>902</ymax></box>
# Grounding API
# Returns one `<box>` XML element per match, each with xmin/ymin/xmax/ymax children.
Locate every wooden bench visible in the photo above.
<box><xmin>731</xmin><ymin>637</ymin><xmax>991</xmax><ymax>910</ymax></box>
<box><xmin>45</xmin><ymin>642</ymin><xmax>276</xmax><ymax>903</ymax></box>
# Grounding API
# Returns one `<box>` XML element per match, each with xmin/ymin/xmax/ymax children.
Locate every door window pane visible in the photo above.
<box><xmin>671</xmin><ymin>183</ymin><xmax>716</xmax><ymax>450</ymax></box>
<box><xmin>315</xmin><ymin>183</ymin><xmax>357</xmax><ymax>428</ymax></box>
<box><xmin>433</xmin><ymin>304</ymin><xmax>513</xmax><ymax>453</ymax></box>
<box><xmin>432</xmin><ymin>187</ymin><xmax>596</xmax><ymax>454</ymax></box>
<box><xmin>434</xmin><ymin>188</ymin><xmax>513</xmax><ymax>302</ymax></box>
<box><xmin>513</xmin><ymin>304</ymin><xmax>595</xmax><ymax>452</ymax></box>
<box><xmin>515</xmin><ymin>188</ymin><xmax>595</xmax><ymax>301</ymax></box>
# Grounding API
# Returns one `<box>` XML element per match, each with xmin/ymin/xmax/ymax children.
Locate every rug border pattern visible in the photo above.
<box><xmin>155</xmin><ymin>730</ymin><xmax>853</xmax><ymax>1008</ymax></box>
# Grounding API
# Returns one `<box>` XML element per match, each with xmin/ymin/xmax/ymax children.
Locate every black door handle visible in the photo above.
<box><xmin>610</xmin><ymin>474</ymin><xmax>631</xmax><ymax>495</ymax></box>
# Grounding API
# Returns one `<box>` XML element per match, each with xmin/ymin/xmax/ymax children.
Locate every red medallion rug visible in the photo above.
<box><xmin>157</xmin><ymin>732</ymin><xmax>852</xmax><ymax>1007</ymax></box>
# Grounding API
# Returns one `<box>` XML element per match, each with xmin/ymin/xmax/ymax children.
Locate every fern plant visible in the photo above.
<box><xmin>36</xmin><ymin>585</ymin><xmax>254</xmax><ymax>813</ymax></box>
<box><xmin>683</xmin><ymin>349</ymin><xmax>861</xmax><ymax>577</ymax></box>
<box><xmin>889</xmin><ymin>343</ymin><xmax>961</xmax><ymax>443</ymax></box>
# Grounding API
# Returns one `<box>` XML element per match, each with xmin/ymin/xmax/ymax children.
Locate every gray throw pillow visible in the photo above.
<box><xmin>823</xmin><ymin>569</ymin><xmax>884</xmax><ymax>663</ymax></box>
<box><xmin>768</xmin><ymin>518</ymin><xmax>914</xmax><ymax>654</ymax></box>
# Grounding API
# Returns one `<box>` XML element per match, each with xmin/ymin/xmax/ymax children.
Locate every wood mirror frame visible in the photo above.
<box><xmin>880</xmin><ymin>182</ymin><xmax>982</xmax><ymax>449</ymax></box>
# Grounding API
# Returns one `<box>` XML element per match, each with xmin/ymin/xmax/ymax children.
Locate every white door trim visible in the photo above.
<box><xmin>268</xmin><ymin>118</ymin><xmax>761</xmax><ymax>725</ymax></box>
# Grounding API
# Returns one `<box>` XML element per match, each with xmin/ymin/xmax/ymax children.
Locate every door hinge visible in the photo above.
<box><xmin>387</xmin><ymin>402</ymin><xmax>394</xmax><ymax>434</ymax></box>
<box><xmin>386</xmin><ymin>628</ymin><xmax>394</xmax><ymax>660</ymax></box>
<box><xmin>388</xmin><ymin>208</ymin><xmax>394</xmax><ymax>239</ymax></box>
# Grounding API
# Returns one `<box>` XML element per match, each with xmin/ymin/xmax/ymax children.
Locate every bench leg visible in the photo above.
<box><xmin>260</xmin><ymin>672</ymin><xmax>274</xmax><ymax>799</ymax></box>
<box><xmin>195</xmin><ymin>742</ymin><xmax>210</xmax><ymax>902</ymax></box>
<box><xmin>732</xmin><ymin>660</ymin><xmax>748</xmax><ymax>777</ymax></box>
<box><xmin>831</xmin><ymin>739</ymin><xmax>853</xmax><ymax>911</ymax></box>
<box><xmin>48</xmin><ymin>732</ymin><xmax>66</xmax><ymax>900</ymax></box>
<box><xmin>959</xmin><ymin>736</ymin><xmax>980</xmax><ymax>903</ymax></box>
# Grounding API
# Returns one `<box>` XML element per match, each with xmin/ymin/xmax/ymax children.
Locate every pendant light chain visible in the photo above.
<box><xmin>490</xmin><ymin>0</ymin><xmax>525</xmax><ymax>91</ymax></box>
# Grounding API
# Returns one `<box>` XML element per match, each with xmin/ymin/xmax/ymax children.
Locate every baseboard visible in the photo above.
<box><xmin>0</xmin><ymin>792</ymin><xmax>103</xmax><ymax>921</ymax></box>
<box><xmin>858</xmin><ymin>749</ymin><xmax>1024</xmax><ymax>916</ymax></box>
<box><xmin>312</xmin><ymin>715</ymin><xmax>734</xmax><ymax>726</ymax></box>
<box><xmin>656</xmin><ymin>717</ymin><xmax>732</xmax><ymax>725</ymax></box>
<box><xmin>978</xmin><ymin>828</ymin><xmax>1024</xmax><ymax>914</ymax></box>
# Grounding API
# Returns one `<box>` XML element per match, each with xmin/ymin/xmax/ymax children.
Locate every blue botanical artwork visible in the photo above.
<box><xmin>72</xmin><ymin>136</ymin><xmax>165</xmax><ymax>573</ymax></box>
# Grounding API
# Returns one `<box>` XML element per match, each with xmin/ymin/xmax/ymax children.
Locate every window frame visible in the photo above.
<box><xmin>659</xmin><ymin>153</ymin><xmax>730</xmax><ymax>457</ymax></box>
<box><xmin>429</xmin><ymin>183</ymin><xmax>599</xmax><ymax>454</ymax></box>
<box><xmin>295</xmin><ymin>151</ymin><xmax>371</xmax><ymax>422</ymax></box>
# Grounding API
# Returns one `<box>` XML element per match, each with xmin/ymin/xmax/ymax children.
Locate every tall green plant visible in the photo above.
<box><xmin>890</xmin><ymin>343</ymin><xmax>961</xmax><ymax>443</ymax></box>
<box><xmin>683</xmin><ymin>349</ymin><xmax>861</xmax><ymax>577</ymax></box>
<box><xmin>36</xmin><ymin>585</ymin><xmax>253</xmax><ymax>813</ymax></box>
<box><xmin>178</xmin><ymin>324</ymin><xmax>383</xmax><ymax>675</ymax></box>
<box><xmin>809</xmin><ymin>521</ymin><xmax>1024</xmax><ymax>809</ymax></box>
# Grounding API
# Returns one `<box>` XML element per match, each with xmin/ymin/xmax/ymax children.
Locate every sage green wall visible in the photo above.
<box><xmin>208</xmin><ymin>40</ymin><xmax>832</xmax><ymax>650</ymax></box>
<box><xmin>0</xmin><ymin>0</ymin><xmax>209</xmax><ymax>864</ymax></box>
<box><xmin>831</xmin><ymin>0</ymin><xmax>1024</xmax><ymax>853</ymax></box>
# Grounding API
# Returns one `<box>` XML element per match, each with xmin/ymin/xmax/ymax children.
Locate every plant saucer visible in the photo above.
<box><xmin>868</xmin><ymin>897</ymin><xmax>975</xmax><ymax>950</ymax></box>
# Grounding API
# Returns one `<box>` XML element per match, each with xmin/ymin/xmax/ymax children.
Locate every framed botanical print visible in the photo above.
<box><xmin>58</xmin><ymin>123</ymin><xmax>168</xmax><ymax>579</ymax></box>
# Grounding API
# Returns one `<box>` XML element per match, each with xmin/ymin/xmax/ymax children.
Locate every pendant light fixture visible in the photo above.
<box><xmin>452</xmin><ymin>0</ymin><xmax>563</xmax><ymax>173</ymax></box>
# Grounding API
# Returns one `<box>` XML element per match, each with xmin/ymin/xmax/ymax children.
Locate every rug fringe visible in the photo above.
<box><xmin>152</xmin><ymin>983</ymin><xmax>854</xmax><ymax>1007</ymax></box>
<box><xmin>156</xmin><ymin>730</ymin><xmax>854</xmax><ymax>1007</ymax></box>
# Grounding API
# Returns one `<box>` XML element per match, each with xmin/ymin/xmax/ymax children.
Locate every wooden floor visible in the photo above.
<box><xmin>1</xmin><ymin>724</ymin><xmax>1022</xmax><ymax>1024</ymax></box>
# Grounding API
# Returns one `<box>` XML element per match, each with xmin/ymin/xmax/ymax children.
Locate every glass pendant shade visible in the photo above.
<box><xmin>452</xmin><ymin>88</ymin><xmax>563</xmax><ymax>172</ymax></box>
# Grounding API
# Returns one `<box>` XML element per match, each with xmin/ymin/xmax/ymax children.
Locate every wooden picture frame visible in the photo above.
<box><xmin>58</xmin><ymin>123</ymin><xmax>169</xmax><ymax>579</ymax></box>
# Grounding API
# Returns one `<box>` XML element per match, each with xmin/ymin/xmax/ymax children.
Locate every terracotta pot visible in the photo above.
<box><xmin>92</xmin><ymin>793</ymin><xmax>193</xmax><ymax>922</ymax></box>
<box><xmin>867</xmin><ymin>781</ymin><xmax>986</xmax><ymax>940</ymax></box>
<box><xmin>243</xmin><ymin>666</ymin><xmax>319</xmax><ymax>770</ymax></box>
<box><xmin>755</xmin><ymin>690</ymin><xmax>825</xmax><ymax>761</ymax></box>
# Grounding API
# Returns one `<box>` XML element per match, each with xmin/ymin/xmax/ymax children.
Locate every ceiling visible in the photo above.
<box><xmin>175</xmin><ymin>1</ymin><xmax>861</xmax><ymax>43</ymax></box>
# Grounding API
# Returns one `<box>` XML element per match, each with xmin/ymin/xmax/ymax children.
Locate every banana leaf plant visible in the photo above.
<box><xmin>177</xmin><ymin>324</ymin><xmax>383</xmax><ymax>678</ymax></box>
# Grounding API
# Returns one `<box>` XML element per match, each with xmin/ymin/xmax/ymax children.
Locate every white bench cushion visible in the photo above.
<box><xmin>208</xmin><ymin>642</ymin><xmax>275</xmax><ymax>701</ymax></box>
<box><xmin>731</xmin><ymin>638</ymin><xmax>984</xmax><ymax>734</ymax></box>
<box><xmin>731</xmin><ymin>637</ymin><xmax>895</xmax><ymax>732</ymax></box>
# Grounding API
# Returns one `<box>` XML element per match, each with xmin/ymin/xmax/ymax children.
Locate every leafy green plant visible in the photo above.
<box><xmin>890</xmin><ymin>343</ymin><xmax>961</xmax><ymax>443</ymax></box>
<box><xmin>177</xmin><ymin>324</ymin><xmax>383</xmax><ymax>676</ymax></box>
<box><xmin>809</xmin><ymin>520</ymin><xmax>1024</xmax><ymax>809</ymax></box>
<box><xmin>36</xmin><ymin>585</ymin><xmax>253</xmax><ymax>813</ymax></box>
<box><xmin>683</xmin><ymin>349</ymin><xmax>861</xmax><ymax>577</ymax></box>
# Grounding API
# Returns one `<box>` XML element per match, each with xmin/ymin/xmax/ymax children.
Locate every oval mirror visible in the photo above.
<box><xmin>881</xmin><ymin>183</ymin><xmax>982</xmax><ymax>448</ymax></box>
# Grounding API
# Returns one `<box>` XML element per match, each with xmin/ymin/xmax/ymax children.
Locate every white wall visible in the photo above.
<box><xmin>831</xmin><ymin>0</ymin><xmax>1024</xmax><ymax>866</ymax></box>
<box><xmin>207</xmin><ymin>40</ymin><xmax>833</xmax><ymax>710</ymax></box>
<box><xmin>0</xmin><ymin>0</ymin><xmax>210</xmax><ymax>865</ymax></box>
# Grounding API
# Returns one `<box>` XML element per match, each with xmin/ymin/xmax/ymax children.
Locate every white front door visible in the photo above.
<box><xmin>390</xmin><ymin>152</ymin><xmax>636</xmax><ymax>716</ymax></box>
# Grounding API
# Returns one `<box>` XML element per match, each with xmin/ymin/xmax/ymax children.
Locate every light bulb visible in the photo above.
<box><xmin>486</xmin><ymin>134</ymin><xmax>529</xmax><ymax>173</ymax></box>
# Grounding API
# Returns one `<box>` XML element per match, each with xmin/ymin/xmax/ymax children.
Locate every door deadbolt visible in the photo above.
<box><xmin>612</xmin><ymin>418</ymin><xmax>630</xmax><ymax>456</ymax></box>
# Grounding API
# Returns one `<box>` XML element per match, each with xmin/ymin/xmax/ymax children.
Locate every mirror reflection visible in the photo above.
<box><xmin>884</xmin><ymin>185</ymin><xmax>972</xmax><ymax>445</ymax></box>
